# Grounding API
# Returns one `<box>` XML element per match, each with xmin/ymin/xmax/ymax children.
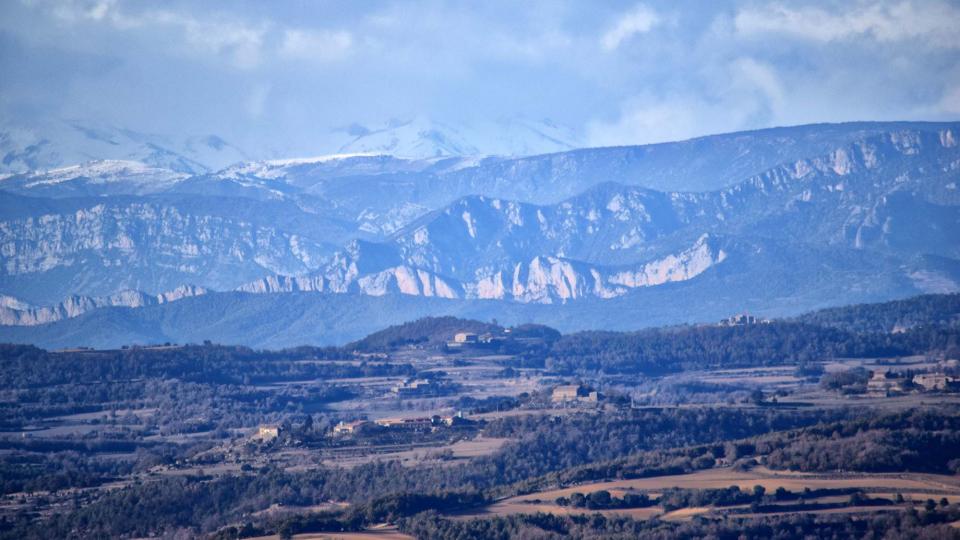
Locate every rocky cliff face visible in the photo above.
<box><xmin>238</xmin><ymin>234</ymin><xmax>725</xmax><ymax>304</ymax></box>
<box><xmin>0</xmin><ymin>285</ymin><xmax>206</xmax><ymax>326</ymax></box>
<box><xmin>0</xmin><ymin>232</ymin><xmax>725</xmax><ymax>326</ymax></box>
<box><xmin>460</xmin><ymin>235</ymin><xmax>725</xmax><ymax>303</ymax></box>
<box><xmin>1</xmin><ymin>122</ymin><xmax>958</xmax><ymax>329</ymax></box>
<box><xmin>0</xmin><ymin>194</ymin><xmax>353</xmax><ymax>303</ymax></box>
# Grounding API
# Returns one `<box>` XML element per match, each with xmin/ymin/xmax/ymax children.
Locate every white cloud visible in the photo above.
<box><xmin>279</xmin><ymin>29</ymin><xmax>353</xmax><ymax>63</ymax></box>
<box><xmin>179</xmin><ymin>17</ymin><xmax>267</xmax><ymax>69</ymax></box>
<box><xmin>85</xmin><ymin>0</ymin><xmax>115</xmax><ymax>22</ymax></box>
<box><xmin>730</xmin><ymin>57</ymin><xmax>785</xmax><ymax>114</ymax></box>
<box><xmin>601</xmin><ymin>4</ymin><xmax>660</xmax><ymax>51</ymax></box>
<box><xmin>42</xmin><ymin>0</ymin><xmax>269</xmax><ymax>68</ymax></box>
<box><xmin>41</xmin><ymin>2</ymin><xmax>354</xmax><ymax>68</ymax></box>
<box><xmin>735</xmin><ymin>1</ymin><xmax>960</xmax><ymax>49</ymax></box>
<box><xmin>7</xmin><ymin>1</ymin><xmax>959</xmax><ymax>154</ymax></box>
<box><xmin>586</xmin><ymin>58</ymin><xmax>789</xmax><ymax>147</ymax></box>
<box><xmin>587</xmin><ymin>99</ymin><xmax>700</xmax><ymax>146</ymax></box>
<box><xmin>938</xmin><ymin>85</ymin><xmax>960</xmax><ymax>115</ymax></box>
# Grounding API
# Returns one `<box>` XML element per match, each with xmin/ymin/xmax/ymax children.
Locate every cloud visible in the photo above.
<box><xmin>601</xmin><ymin>4</ymin><xmax>660</xmax><ymax>51</ymax></box>
<box><xmin>178</xmin><ymin>16</ymin><xmax>266</xmax><ymax>69</ymax></box>
<box><xmin>37</xmin><ymin>1</ymin><xmax>357</xmax><ymax>69</ymax></box>
<box><xmin>586</xmin><ymin>98</ymin><xmax>698</xmax><ymax>146</ymax></box>
<box><xmin>734</xmin><ymin>1</ymin><xmax>960</xmax><ymax>49</ymax></box>
<box><xmin>279</xmin><ymin>29</ymin><xmax>353</xmax><ymax>63</ymax></box>
<box><xmin>730</xmin><ymin>57</ymin><xmax>785</xmax><ymax>114</ymax></box>
<box><xmin>41</xmin><ymin>0</ymin><xmax>269</xmax><ymax>68</ymax></box>
<box><xmin>939</xmin><ymin>85</ymin><xmax>960</xmax><ymax>115</ymax></box>
<box><xmin>5</xmin><ymin>1</ymin><xmax>959</xmax><ymax>156</ymax></box>
<box><xmin>586</xmin><ymin>57</ymin><xmax>789</xmax><ymax>146</ymax></box>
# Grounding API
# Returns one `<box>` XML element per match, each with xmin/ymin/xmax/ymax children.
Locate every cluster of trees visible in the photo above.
<box><xmin>0</xmin><ymin>406</ymin><xmax>847</xmax><ymax>537</ymax></box>
<box><xmin>350</xmin><ymin>294</ymin><xmax>960</xmax><ymax>365</ymax></box>
<box><xmin>3</xmin><ymin>405</ymin><xmax>959</xmax><ymax>537</ymax></box>
<box><xmin>796</xmin><ymin>293</ymin><xmax>960</xmax><ymax>333</ymax></box>
<box><xmin>348</xmin><ymin>316</ymin><xmax>561</xmax><ymax>357</ymax></box>
<box><xmin>552</xmin><ymin>485</ymin><xmax>888</xmax><ymax>515</ymax></box>
<box><xmin>555</xmin><ymin>490</ymin><xmax>652</xmax><ymax>510</ymax></box>
<box><xmin>397</xmin><ymin>504</ymin><xmax>960</xmax><ymax>540</ymax></box>
<box><xmin>659</xmin><ymin>485</ymin><xmax>764</xmax><ymax>511</ymax></box>
<box><xmin>4</xmin><ymin>294</ymin><xmax>960</xmax><ymax>538</ymax></box>
<box><xmin>0</xmin><ymin>342</ymin><xmax>415</xmax><ymax>435</ymax></box>
<box><xmin>0</xmin><ymin>343</ymin><xmax>413</xmax><ymax>387</ymax></box>
<box><xmin>819</xmin><ymin>366</ymin><xmax>871</xmax><ymax>393</ymax></box>
<box><xmin>348</xmin><ymin>316</ymin><xmax>502</xmax><ymax>351</ymax></box>
<box><xmin>215</xmin><ymin>487</ymin><xmax>927</xmax><ymax>540</ymax></box>
<box><xmin>811</xmin><ymin>411</ymin><xmax>959</xmax><ymax>475</ymax></box>
<box><xmin>0</xmin><ymin>450</ymin><xmax>136</xmax><ymax>495</ymax></box>
<box><xmin>0</xmin><ymin>342</ymin><xmax>419</xmax><ymax>501</ymax></box>
<box><xmin>220</xmin><ymin>492</ymin><xmax>493</xmax><ymax>539</ymax></box>
<box><xmin>481</xmin><ymin>407</ymin><xmax>846</xmax><ymax>487</ymax></box>
<box><xmin>539</xmin><ymin>322</ymin><xmax>960</xmax><ymax>375</ymax></box>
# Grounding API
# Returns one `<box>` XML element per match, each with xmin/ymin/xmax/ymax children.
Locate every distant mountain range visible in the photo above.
<box><xmin>0</xmin><ymin>118</ymin><xmax>248</xmax><ymax>174</ymax></box>
<box><xmin>334</xmin><ymin>116</ymin><xmax>585</xmax><ymax>159</ymax></box>
<box><xmin>0</xmin><ymin>120</ymin><xmax>958</xmax><ymax>347</ymax></box>
<box><xmin>0</xmin><ymin>116</ymin><xmax>584</xmax><ymax>175</ymax></box>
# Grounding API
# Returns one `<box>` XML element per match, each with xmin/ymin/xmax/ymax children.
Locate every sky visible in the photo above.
<box><xmin>1</xmin><ymin>0</ymin><xmax>959</xmax><ymax>157</ymax></box>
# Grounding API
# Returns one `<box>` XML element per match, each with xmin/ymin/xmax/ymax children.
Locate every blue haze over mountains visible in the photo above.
<box><xmin>0</xmin><ymin>120</ymin><xmax>959</xmax><ymax>348</ymax></box>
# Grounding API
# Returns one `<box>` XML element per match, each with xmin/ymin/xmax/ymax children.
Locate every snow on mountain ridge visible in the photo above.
<box><xmin>220</xmin><ymin>152</ymin><xmax>390</xmax><ymax>180</ymax></box>
<box><xmin>2</xmin><ymin>121</ymin><xmax>958</xmax><ymax>326</ymax></box>
<box><xmin>0</xmin><ymin>159</ymin><xmax>189</xmax><ymax>197</ymax></box>
<box><xmin>337</xmin><ymin>116</ymin><xmax>585</xmax><ymax>159</ymax></box>
<box><xmin>0</xmin><ymin>118</ymin><xmax>247</xmax><ymax>174</ymax></box>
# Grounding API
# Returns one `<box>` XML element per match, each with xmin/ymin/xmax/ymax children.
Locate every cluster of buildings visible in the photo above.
<box><xmin>332</xmin><ymin>419</ymin><xmax>369</xmax><ymax>435</ymax></box>
<box><xmin>446</xmin><ymin>331</ymin><xmax>504</xmax><ymax>349</ymax></box>
<box><xmin>867</xmin><ymin>368</ymin><xmax>958</xmax><ymax>396</ymax></box>
<box><xmin>332</xmin><ymin>412</ymin><xmax>469</xmax><ymax>436</ymax></box>
<box><xmin>392</xmin><ymin>378</ymin><xmax>445</xmax><ymax>398</ymax></box>
<box><xmin>551</xmin><ymin>384</ymin><xmax>599</xmax><ymax>405</ymax></box>
<box><xmin>718</xmin><ymin>313</ymin><xmax>768</xmax><ymax>327</ymax></box>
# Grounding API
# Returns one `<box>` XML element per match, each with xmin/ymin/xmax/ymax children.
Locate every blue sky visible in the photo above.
<box><xmin>2</xmin><ymin>0</ymin><xmax>959</xmax><ymax>156</ymax></box>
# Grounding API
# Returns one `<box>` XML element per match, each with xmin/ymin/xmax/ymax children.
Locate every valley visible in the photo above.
<box><xmin>1</xmin><ymin>294</ymin><xmax>960</xmax><ymax>538</ymax></box>
<box><xmin>6</xmin><ymin>3</ymin><xmax>960</xmax><ymax>537</ymax></box>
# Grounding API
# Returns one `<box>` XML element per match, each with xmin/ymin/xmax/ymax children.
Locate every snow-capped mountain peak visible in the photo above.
<box><xmin>0</xmin><ymin>159</ymin><xmax>188</xmax><ymax>197</ymax></box>
<box><xmin>338</xmin><ymin>117</ymin><xmax>481</xmax><ymax>158</ymax></box>
<box><xmin>0</xmin><ymin>117</ymin><xmax>247</xmax><ymax>174</ymax></box>
<box><xmin>335</xmin><ymin>116</ymin><xmax>585</xmax><ymax>159</ymax></box>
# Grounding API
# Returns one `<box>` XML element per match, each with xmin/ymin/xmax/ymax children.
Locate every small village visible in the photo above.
<box><xmin>234</xmin><ymin>327</ymin><xmax>960</xmax><ymax>469</ymax></box>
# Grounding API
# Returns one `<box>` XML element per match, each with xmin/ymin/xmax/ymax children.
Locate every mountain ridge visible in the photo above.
<box><xmin>0</xmin><ymin>121</ymin><xmax>957</xmax><ymax>341</ymax></box>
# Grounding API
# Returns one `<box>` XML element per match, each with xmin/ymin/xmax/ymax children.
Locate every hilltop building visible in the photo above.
<box><xmin>447</xmin><ymin>330</ymin><xmax>506</xmax><ymax>349</ymax></box>
<box><xmin>719</xmin><ymin>313</ymin><xmax>767</xmax><ymax>327</ymax></box>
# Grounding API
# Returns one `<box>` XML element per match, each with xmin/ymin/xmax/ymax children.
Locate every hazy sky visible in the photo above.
<box><xmin>2</xmin><ymin>0</ymin><xmax>959</xmax><ymax>155</ymax></box>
